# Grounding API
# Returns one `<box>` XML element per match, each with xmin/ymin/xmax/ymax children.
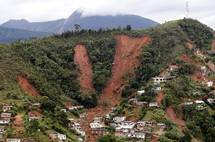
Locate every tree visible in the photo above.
<box><xmin>125</xmin><ymin>25</ymin><xmax>132</xmax><ymax>31</ymax></box>
<box><xmin>27</xmin><ymin>120</ymin><xmax>40</xmax><ymax>134</ymax></box>
<box><xmin>40</xmin><ymin>96</ymin><xmax>56</xmax><ymax>112</ymax></box>
<box><xmin>74</xmin><ymin>24</ymin><xmax>81</xmax><ymax>32</ymax></box>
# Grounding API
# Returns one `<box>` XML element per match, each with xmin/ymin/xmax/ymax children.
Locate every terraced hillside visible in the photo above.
<box><xmin>0</xmin><ymin>19</ymin><xmax>214</xmax><ymax>142</ymax></box>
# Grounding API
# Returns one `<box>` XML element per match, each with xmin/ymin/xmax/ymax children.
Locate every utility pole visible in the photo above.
<box><xmin>186</xmin><ymin>0</ymin><xmax>190</xmax><ymax>18</ymax></box>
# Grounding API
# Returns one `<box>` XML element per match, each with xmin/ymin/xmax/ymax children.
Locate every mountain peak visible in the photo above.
<box><xmin>68</xmin><ymin>9</ymin><xmax>83</xmax><ymax>19</ymax></box>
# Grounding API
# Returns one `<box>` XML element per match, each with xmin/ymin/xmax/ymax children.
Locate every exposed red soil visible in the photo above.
<box><xmin>80</xmin><ymin>35</ymin><xmax>151</xmax><ymax>142</ymax></box>
<box><xmin>156</xmin><ymin>91</ymin><xmax>165</xmax><ymax>107</ymax></box>
<box><xmin>17</xmin><ymin>74</ymin><xmax>40</xmax><ymax>97</ymax></box>
<box><xmin>165</xmin><ymin>106</ymin><xmax>185</xmax><ymax>129</ymax></box>
<box><xmin>12</xmin><ymin>114</ymin><xmax>24</xmax><ymax>134</ymax></box>
<box><xmin>186</xmin><ymin>42</ymin><xmax>194</xmax><ymax>49</ymax></box>
<box><xmin>180</xmin><ymin>54</ymin><xmax>195</xmax><ymax>64</ymax></box>
<box><xmin>74</xmin><ymin>44</ymin><xmax>94</xmax><ymax>93</ymax></box>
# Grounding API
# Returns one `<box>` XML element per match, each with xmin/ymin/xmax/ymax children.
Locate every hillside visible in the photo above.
<box><xmin>0</xmin><ymin>19</ymin><xmax>214</xmax><ymax>142</ymax></box>
<box><xmin>1</xmin><ymin>10</ymin><xmax>159</xmax><ymax>33</ymax></box>
<box><xmin>0</xmin><ymin>26</ymin><xmax>50</xmax><ymax>43</ymax></box>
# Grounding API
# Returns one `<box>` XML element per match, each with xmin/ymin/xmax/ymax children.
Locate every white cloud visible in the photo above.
<box><xmin>0</xmin><ymin>0</ymin><xmax>214</xmax><ymax>29</ymax></box>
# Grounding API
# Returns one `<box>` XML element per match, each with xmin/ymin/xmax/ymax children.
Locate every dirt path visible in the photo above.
<box><xmin>81</xmin><ymin>35</ymin><xmax>151</xmax><ymax>142</ymax></box>
<box><xmin>12</xmin><ymin>114</ymin><xmax>24</xmax><ymax>134</ymax></box>
<box><xmin>165</xmin><ymin>106</ymin><xmax>185</xmax><ymax>130</ymax></box>
<box><xmin>156</xmin><ymin>91</ymin><xmax>164</xmax><ymax>107</ymax></box>
<box><xmin>17</xmin><ymin>74</ymin><xmax>40</xmax><ymax>97</ymax></box>
<box><xmin>74</xmin><ymin>44</ymin><xmax>94</xmax><ymax>93</ymax></box>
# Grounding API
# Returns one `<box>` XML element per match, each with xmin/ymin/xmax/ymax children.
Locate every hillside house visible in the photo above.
<box><xmin>60</xmin><ymin>109</ymin><xmax>67</xmax><ymax>113</ymax></box>
<box><xmin>137</xmin><ymin>90</ymin><xmax>145</xmax><ymax>96</ymax></box>
<box><xmin>157</xmin><ymin>123</ymin><xmax>166</xmax><ymax>130</ymax></box>
<box><xmin>169</xmin><ymin>65</ymin><xmax>179</xmax><ymax>72</ymax></box>
<box><xmin>115</xmin><ymin>129</ymin><xmax>130</xmax><ymax>138</ymax></box>
<box><xmin>117</xmin><ymin>121</ymin><xmax>136</xmax><ymax>130</ymax></box>
<box><xmin>1</xmin><ymin>113</ymin><xmax>11</xmax><ymax>118</ymax></box>
<box><xmin>194</xmin><ymin>49</ymin><xmax>206</xmax><ymax>59</ymax></box>
<box><xmin>32</xmin><ymin>103</ymin><xmax>41</xmax><ymax>107</ymax></box>
<box><xmin>6</xmin><ymin>139</ymin><xmax>21</xmax><ymax>142</ymax></box>
<box><xmin>201</xmin><ymin>66</ymin><xmax>207</xmax><ymax>76</ymax></box>
<box><xmin>207</xmin><ymin>98</ymin><xmax>215</xmax><ymax>104</ymax></box>
<box><xmin>70</xmin><ymin>122</ymin><xmax>85</xmax><ymax>137</ymax></box>
<box><xmin>129</xmin><ymin>99</ymin><xmax>147</xmax><ymax>106</ymax></box>
<box><xmin>195</xmin><ymin>100</ymin><xmax>205</xmax><ymax>104</ymax></box>
<box><xmin>0</xmin><ymin>127</ymin><xmax>4</xmax><ymax>134</ymax></box>
<box><xmin>136</xmin><ymin>121</ymin><xmax>146</xmax><ymax>131</ymax></box>
<box><xmin>127</xmin><ymin>132</ymin><xmax>146</xmax><ymax>139</ymax></box>
<box><xmin>154</xmin><ymin>86</ymin><xmax>162</xmax><ymax>91</ymax></box>
<box><xmin>183</xmin><ymin>102</ymin><xmax>193</xmax><ymax>105</ymax></box>
<box><xmin>113</xmin><ymin>116</ymin><xmax>126</xmax><ymax>123</ymax></box>
<box><xmin>65</xmin><ymin>103</ymin><xmax>84</xmax><ymax>111</ymax></box>
<box><xmin>206</xmin><ymin>81</ymin><xmax>213</xmax><ymax>87</ymax></box>
<box><xmin>152</xmin><ymin>77</ymin><xmax>166</xmax><ymax>84</ymax></box>
<box><xmin>2</xmin><ymin>105</ymin><xmax>12</xmax><ymax>112</ymax></box>
<box><xmin>28</xmin><ymin>111</ymin><xmax>42</xmax><ymax>121</ymax></box>
<box><xmin>0</xmin><ymin>118</ymin><xmax>10</xmax><ymax>125</ymax></box>
<box><xmin>90</xmin><ymin>122</ymin><xmax>106</xmax><ymax>135</ymax></box>
<box><xmin>149</xmin><ymin>102</ymin><xmax>158</xmax><ymax>107</ymax></box>
<box><xmin>93</xmin><ymin>117</ymin><xmax>103</xmax><ymax>123</ymax></box>
<box><xmin>48</xmin><ymin>131</ymin><xmax>67</xmax><ymax>141</ymax></box>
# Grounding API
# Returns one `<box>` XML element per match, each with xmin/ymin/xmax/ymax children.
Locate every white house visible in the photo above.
<box><xmin>28</xmin><ymin>111</ymin><xmax>42</xmax><ymax>121</ymax></box>
<box><xmin>48</xmin><ymin>131</ymin><xmax>66</xmax><ymax>141</ymax></box>
<box><xmin>183</xmin><ymin>102</ymin><xmax>193</xmax><ymax>105</ymax></box>
<box><xmin>206</xmin><ymin>81</ymin><xmax>213</xmax><ymax>87</ymax></box>
<box><xmin>195</xmin><ymin>100</ymin><xmax>205</xmax><ymax>104</ymax></box>
<box><xmin>136</xmin><ymin>121</ymin><xmax>146</xmax><ymax>130</ymax></box>
<box><xmin>57</xmin><ymin>133</ymin><xmax>67</xmax><ymax>141</ymax></box>
<box><xmin>113</xmin><ymin>116</ymin><xmax>126</xmax><ymax>123</ymax></box>
<box><xmin>90</xmin><ymin>122</ymin><xmax>104</xmax><ymax>129</ymax></box>
<box><xmin>155</xmin><ymin>86</ymin><xmax>162</xmax><ymax>91</ymax></box>
<box><xmin>93</xmin><ymin>117</ymin><xmax>103</xmax><ymax>123</ymax></box>
<box><xmin>127</xmin><ymin>132</ymin><xmax>145</xmax><ymax>139</ymax></box>
<box><xmin>137</xmin><ymin>90</ymin><xmax>145</xmax><ymax>96</ymax></box>
<box><xmin>2</xmin><ymin>105</ymin><xmax>12</xmax><ymax>112</ymax></box>
<box><xmin>71</xmin><ymin>122</ymin><xmax>85</xmax><ymax>137</ymax></box>
<box><xmin>152</xmin><ymin>77</ymin><xmax>166</xmax><ymax>84</ymax></box>
<box><xmin>169</xmin><ymin>65</ymin><xmax>179</xmax><ymax>71</ymax></box>
<box><xmin>157</xmin><ymin>123</ymin><xmax>166</xmax><ymax>130</ymax></box>
<box><xmin>117</xmin><ymin>121</ymin><xmax>136</xmax><ymax>129</ymax></box>
<box><xmin>0</xmin><ymin>126</ymin><xmax>5</xmax><ymax>134</ymax></box>
<box><xmin>195</xmin><ymin>49</ymin><xmax>206</xmax><ymax>59</ymax></box>
<box><xmin>201</xmin><ymin>66</ymin><xmax>207</xmax><ymax>76</ymax></box>
<box><xmin>6</xmin><ymin>139</ymin><xmax>21</xmax><ymax>142</ymax></box>
<box><xmin>1</xmin><ymin>112</ymin><xmax>11</xmax><ymax>118</ymax></box>
<box><xmin>0</xmin><ymin>118</ymin><xmax>10</xmax><ymax>125</ymax></box>
<box><xmin>207</xmin><ymin>98</ymin><xmax>215</xmax><ymax>104</ymax></box>
<box><xmin>149</xmin><ymin>102</ymin><xmax>158</xmax><ymax>107</ymax></box>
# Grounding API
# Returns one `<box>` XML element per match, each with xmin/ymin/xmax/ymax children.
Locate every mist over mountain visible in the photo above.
<box><xmin>1</xmin><ymin>10</ymin><xmax>159</xmax><ymax>34</ymax></box>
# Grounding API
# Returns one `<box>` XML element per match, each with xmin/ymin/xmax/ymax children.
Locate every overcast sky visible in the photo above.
<box><xmin>0</xmin><ymin>0</ymin><xmax>214</xmax><ymax>29</ymax></box>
